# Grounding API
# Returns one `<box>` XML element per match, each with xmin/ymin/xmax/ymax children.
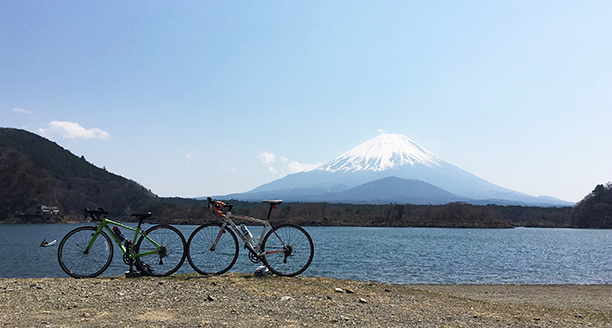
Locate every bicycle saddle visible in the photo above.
<box><xmin>131</xmin><ymin>212</ymin><xmax>152</xmax><ymax>220</ymax></box>
<box><xmin>263</xmin><ymin>200</ymin><xmax>283</xmax><ymax>205</ymax></box>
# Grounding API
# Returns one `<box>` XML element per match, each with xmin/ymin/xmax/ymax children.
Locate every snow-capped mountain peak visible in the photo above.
<box><xmin>318</xmin><ymin>133</ymin><xmax>442</xmax><ymax>173</ymax></box>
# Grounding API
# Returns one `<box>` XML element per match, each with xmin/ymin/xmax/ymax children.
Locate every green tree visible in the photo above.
<box><xmin>571</xmin><ymin>182</ymin><xmax>612</xmax><ymax>228</ymax></box>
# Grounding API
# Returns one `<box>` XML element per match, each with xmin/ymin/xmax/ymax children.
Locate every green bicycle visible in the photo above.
<box><xmin>58</xmin><ymin>208</ymin><xmax>186</xmax><ymax>278</ymax></box>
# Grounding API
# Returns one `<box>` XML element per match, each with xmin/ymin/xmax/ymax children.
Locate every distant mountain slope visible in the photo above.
<box><xmin>319</xmin><ymin>176</ymin><xmax>461</xmax><ymax>204</ymax></box>
<box><xmin>220</xmin><ymin>133</ymin><xmax>573</xmax><ymax>206</ymax></box>
<box><xmin>0</xmin><ymin>128</ymin><xmax>156</xmax><ymax>221</ymax></box>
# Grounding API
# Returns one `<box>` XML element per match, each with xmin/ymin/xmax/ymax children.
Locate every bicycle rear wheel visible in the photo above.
<box><xmin>135</xmin><ymin>225</ymin><xmax>186</xmax><ymax>277</ymax></box>
<box><xmin>58</xmin><ymin>226</ymin><xmax>114</xmax><ymax>278</ymax></box>
<box><xmin>187</xmin><ymin>222</ymin><xmax>239</xmax><ymax>275</ymax></box>
<box><xmin>261</xmin><ymin>224</ymin><xmax>314</xmax><ymax>277</ymax></box>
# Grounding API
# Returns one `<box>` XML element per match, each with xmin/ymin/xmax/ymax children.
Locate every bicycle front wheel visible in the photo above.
<box><xmin>187</xmin><ymin>222</ymin><xmax>239</xmax><ymax>275</ymax></box>
<box><xmin>58</xmin><ymin>226</ymin><xmax>114</xmax><ymax>278</ymax></box>
<box><xmin>261</xmin><ymin>224</ymin><xmax>314</xmax><ymax>277</ymax></box>
<box><xmin>135</xmin><ymin>225</ymin><xmax>186</xmax><ymax>277</ymax></box>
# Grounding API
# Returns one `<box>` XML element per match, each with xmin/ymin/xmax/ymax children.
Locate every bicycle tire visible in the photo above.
<box><xmin>135</xmin><ymin>224</ymin><xmax>186</xmax><ymax>277</ymax></box>
<box><xmin>187</xmin><ymin>222</ymin><xmax>239</xmax><ymax>275</ymax></box>
<box><xmin>261</xmin><ymin>224</ymin><xmax>314</xmax><ymax>277</ymax></box>
<box><xmin>58</xmin><ymin>226</ymin><xmax>114</xmax><ymax>278</ymax></box>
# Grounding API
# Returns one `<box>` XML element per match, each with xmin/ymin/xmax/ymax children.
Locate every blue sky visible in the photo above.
<box><xmin>2</xmin><ymin>1</ymin><xmax>611</xmax><ymax>203</ymax></box>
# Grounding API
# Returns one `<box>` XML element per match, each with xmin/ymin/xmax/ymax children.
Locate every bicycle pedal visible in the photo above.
<box><xmin>125</xmin><ymin>271</ymin><xmax>141</xmax><ymax>278</ymax></box>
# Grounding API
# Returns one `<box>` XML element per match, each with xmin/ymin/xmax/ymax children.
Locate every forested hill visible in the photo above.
<box><xmin>0</xmin><ymin>128</ymin><xmax>120</xmax><ymax>180</ymax></box>
<box><xmin>0</xmin><ymin>128</ymin><xmax>156</xmax><ymax>222</ymax></box>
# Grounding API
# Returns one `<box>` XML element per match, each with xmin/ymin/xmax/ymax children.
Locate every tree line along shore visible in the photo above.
<box><xmin>5</xmin><ymin>182</ymin><xmax>611</xmax><ymax>229</ymax></box>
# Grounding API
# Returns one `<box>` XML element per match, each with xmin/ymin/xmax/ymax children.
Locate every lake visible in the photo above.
<box><xmin>1</xmin><ymin>224</ymin><xmax>612</xmax><ymax>284</ymax></box>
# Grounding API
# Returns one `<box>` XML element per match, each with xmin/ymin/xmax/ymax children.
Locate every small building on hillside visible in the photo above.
<box><xmin>39</xmin><ymin>205</ymin><xmax>59</xmax><ymax>215</ymax></box>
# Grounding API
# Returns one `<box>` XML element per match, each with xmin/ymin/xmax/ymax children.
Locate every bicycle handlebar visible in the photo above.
<box><xmin>207</xmin><ymin>198</ymin><xmax>233</xmax><ymax>217</ymax></box>
<box><xmin>84</xmin><ymin>208</ymin><xmax>108</xmax><ymax>221</ymax></box>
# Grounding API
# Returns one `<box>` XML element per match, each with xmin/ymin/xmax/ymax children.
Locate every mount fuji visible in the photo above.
<box><xmin>220</xmin><ymin>133</ymin><xmax>573</xmax><ymax>206</ymax></box>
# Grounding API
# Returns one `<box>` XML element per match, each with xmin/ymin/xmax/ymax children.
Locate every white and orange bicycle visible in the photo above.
<box><xmin>186</xmin><ymin>198</ymin><xmax>314</xmax><ymax>277</ymax></box>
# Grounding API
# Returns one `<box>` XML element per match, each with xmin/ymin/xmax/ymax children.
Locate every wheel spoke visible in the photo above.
<box><xmin>262</xmin><ymin>224</ymin><xmax>313</xmax><ymax>277</ymax></box>
<box><xmin>187</xmin><ymin>223</ymin><xmax>239</xmax><ymax>275</ymax></box>
<box><xmin>136</xmin><ymin>225</ymin><xmax>186</xmax><ymax>277</ymax></box>
<box><xmin>58</xmin><ymin>227</ymin><xmax>113</xmax><ymax>278</ymax></box>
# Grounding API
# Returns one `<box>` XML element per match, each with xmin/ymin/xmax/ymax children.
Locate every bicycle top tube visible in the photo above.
<box><xmin>228</xmin><ymin>213</ymin><xmax>267</xmax><ymax>225</ymax></box>
<box><xmin>207</xmin><ymin>197</ymin><xmax>283</xmax><ymax>222</ymax></box>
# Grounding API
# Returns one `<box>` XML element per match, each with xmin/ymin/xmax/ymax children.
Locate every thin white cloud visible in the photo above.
<box><xmin>260</xmin><ymin>151</ymin><xmax>275</xmax><ymax>164</ymax></box>
<box><xmin>261</xmin><ymin>151</ymin><xmax>322</xmax><ymax>175</ymax></box>
<box><xmin>38</xmin><ymin>121</ymin><xmax>109</xmax><ymax>140</ymax></box>
<box><xmin>222</xmin><ymin>164</ymin><xmax>236</xmax><ymax>172</ymax></box>
<box><xmin>288</xmin><ymin>160</ymin><xmax>324</xmax><ymax>174</ymax></box>
<box><xmin>185</xmin><ymin>153</ymin><xmax>192</xmax><ymax>161</ymax></box>
<box><xmin>12</xmin><ymin>107</ymin><xmax>32</xmax><ymax>114</ymax></box>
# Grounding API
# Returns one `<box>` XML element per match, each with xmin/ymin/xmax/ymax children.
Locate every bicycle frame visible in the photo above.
<box><xmin>213</xmin><ymin>211</ymin><xmax>287</xmax><ymax>258</ymax></box>
<box><xmin>85</xmin><ymin>217</ymin><xmax>162</xmax><ymax>259</ymax></box>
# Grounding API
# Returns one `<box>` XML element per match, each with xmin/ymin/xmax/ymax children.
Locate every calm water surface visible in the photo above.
<box><xmin>1</xmin><ymin>224</ymin><xmax>612</xmax><ymax>284</ymax></box>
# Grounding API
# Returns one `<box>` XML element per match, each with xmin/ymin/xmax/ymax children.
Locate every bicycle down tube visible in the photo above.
<box><xmin>187</xmin><ymin>198</ymin><xmax>314</xmax><ymax>277</ymax></box>
<box><xmin>86</xmin><ymin>219</ymin><xmax>161</xmax><ymax>259</ymax></box>
<box><xmin>59</xmin><ymin>208</ymin><xmax>187</xmax><ymax>278</ymax></box>
<box><xmin>221</xmin><ymin>214</ymin><xmax>288</xmax><ymax>258</ymax></box>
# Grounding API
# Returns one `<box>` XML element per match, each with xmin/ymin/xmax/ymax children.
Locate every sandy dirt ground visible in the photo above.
<box><xmin>2</xmin><ymin>273</ymin><xmax>612</xmax><ymax>327</ymax></box>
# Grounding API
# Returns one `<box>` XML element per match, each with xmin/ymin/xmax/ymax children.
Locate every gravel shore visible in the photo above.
<box><xmin>2</xmin><ymin>273</ymin><xmax>612</xmax><ymax>327</ymax></box>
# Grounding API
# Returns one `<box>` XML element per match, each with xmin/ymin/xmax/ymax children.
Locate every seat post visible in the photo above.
<box><xmin>266</xmin><ymin>203</ymin><xmax>275</xmax><ymax>220</ymax></box>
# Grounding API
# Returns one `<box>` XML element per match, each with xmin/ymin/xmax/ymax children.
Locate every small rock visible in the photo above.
<box><xmin>340</xmin><ymin>316</ymin><xmax>350</xmax><ymax>321</ymax></box>
<box><xmin>359</xmin><ymin>298</ymin><xmax>367</xmax><ymax>304</ymax></box>
<box><xmin>207</xmin><ymin>295</ymin><xmax>215</xmax><ymax>302</ymax></box>
<box><xmin>281</xmin><ymin>296</ymin><xmax>293</xmax><ymax>302</ymax></box>
<box><xmin>36</xmin><ymin>286</ymin><xmax>43</xmax><ymax>290</ymax></box>
<box><xmin>345</xmin><ymin>289</ymin><xmax>354</xmax><ymax>294</ymax></box>
<box><xmin>384</xmin><ymin>288</ymin><xmax>392</xmax><ymax>292</ymax></box>
<box><xmin>334</xmin><ymin>288</ymin><xmax>343</xmax><ymax>293</ymax></box>
<box><xmin>575</xmin><ymin>314</ymin><xmax>583</xmax><ymax>319</ymax></box>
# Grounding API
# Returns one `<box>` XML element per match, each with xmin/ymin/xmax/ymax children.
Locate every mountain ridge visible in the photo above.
<box><xmin>219</xmin><ymin>133</ymin><xmax>573</xmax><ymax>206</ymax></box>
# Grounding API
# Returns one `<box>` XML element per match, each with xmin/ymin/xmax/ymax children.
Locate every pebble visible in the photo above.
<box><xmin>334</xmin><ymin>288</ymin><xmax>343</xmax><ymax>293</ymax></box>
<box><xmin>359</xmin><ymin>298</ymin><xmax>367</xmax><ymax>304</ymax></box>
